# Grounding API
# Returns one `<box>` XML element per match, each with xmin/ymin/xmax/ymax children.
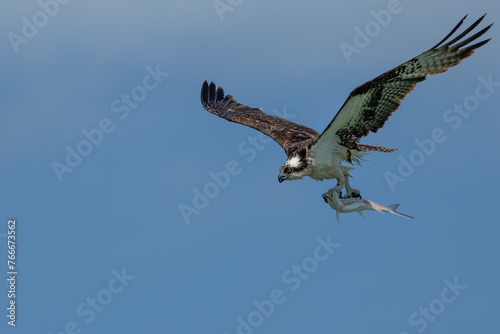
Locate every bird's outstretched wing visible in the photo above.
<box><xmin>201</xmin><ymin>81</ymin><xmax>319</xmax><ymax>154</ymax></box>
<box><xmin>313</xmin><ymin>15</ymin><xmax>492</xmax><ymax>152</ymax></box>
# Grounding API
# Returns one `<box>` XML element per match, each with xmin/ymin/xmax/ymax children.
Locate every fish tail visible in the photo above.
<box><xmin>388</xmin><ymin>204</ymin><xmax>414</xmax><ymax>219</ymax></box>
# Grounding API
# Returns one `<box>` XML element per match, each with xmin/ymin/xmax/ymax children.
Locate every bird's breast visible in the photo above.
<box><xmin>307</xmin><ymin>161</ymin><xmax>341</xmax><ymax>181</ymax></box>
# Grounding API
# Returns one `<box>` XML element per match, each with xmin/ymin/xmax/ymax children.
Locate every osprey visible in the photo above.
<box><xmin>201</xmin><ymin>15</ymin><xmax>492</xmax><ymax>199</ymax></box>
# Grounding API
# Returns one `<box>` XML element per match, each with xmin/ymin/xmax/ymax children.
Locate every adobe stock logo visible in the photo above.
<box><xmin>398</xmin><ymin>277</ymin><xmax>467</xmax><ymax>334</ymax></box>
<box><xmin>385</xmin><ymin>74</ymin><xmax>499</xmax><ymax>192</ymax></box>
<box><xmin>51</xmin><ymin>64</ymin><xmax>169</xmax><ymax>182</ymax></box>
<box><xmin>213</xmin><ymin>0</ymin><xmax>244</xmax><ymax>21</ymax></box>
<box><xmin>179</xmin><ymin>107</ymin><xmax>295</xmax><ymax>225</ymax></box>
<box><xmin>339</xmin><ymin>0</ymin><xmax>408</xmax><ymax>63</ymax></box>
<box><xmin>223</xmin><ymin>235</ymin><xmax>340</xmax><ymax>334</ymax></box>
<box><xmin>48</xmin><ymin>268</ymin><xmax>135</xmax><ymax>334</ymax></box>
<box><xmin>7</xmin><ymin>0</ymin><xmax>72</xmax><ymax>54</ymax></box>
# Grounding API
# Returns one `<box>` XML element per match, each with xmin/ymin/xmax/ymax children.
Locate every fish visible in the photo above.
<box><xmin>321</xmin><ymin>188</ymin><xmax>414</xmax><ymax>222</ymax></box>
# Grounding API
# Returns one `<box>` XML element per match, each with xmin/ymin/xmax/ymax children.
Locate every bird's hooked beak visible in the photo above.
<box><xmin>278</xmin><ymin>174</ymin><xmax>288</xmax><ymax>183</ymax></box>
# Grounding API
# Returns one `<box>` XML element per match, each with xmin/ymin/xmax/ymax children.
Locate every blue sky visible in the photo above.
<box><xmin>0</xmin><ymin>0</ymin><xmax>499</xmax><ymax>333</ymax></box>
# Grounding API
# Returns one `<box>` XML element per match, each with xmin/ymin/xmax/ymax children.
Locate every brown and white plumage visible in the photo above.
<box><xmin>201</xmin><ymin>15</ymin><xmax>492</xmax><ymax>198</ymax></box>
<box><xmin>313</xmin><ymin>15</ymin><xmax>492</xmax><ymax>158</ymax></box>
<box><xmin>201</xmin><ymin>80</ymin><xmax>319</xmax><ymax>156</ymax></box>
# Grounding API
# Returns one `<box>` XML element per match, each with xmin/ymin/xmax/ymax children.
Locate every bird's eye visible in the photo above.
<box><xmin>285</xmin><ymin>168</ymin><xmax>292</xmax><ymax>173</ymax></box>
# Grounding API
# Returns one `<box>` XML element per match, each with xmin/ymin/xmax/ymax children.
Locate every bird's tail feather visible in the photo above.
<box><xmin>358</xmin><ymin>144</ymin><xmax>397</xmax><ymax>153</ymax></box>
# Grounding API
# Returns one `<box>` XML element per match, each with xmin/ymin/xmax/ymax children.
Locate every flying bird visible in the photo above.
<box><xmin>201</xmin><ymin>15</ymin><xmax>492</xmax><ymax>199</ymax></box>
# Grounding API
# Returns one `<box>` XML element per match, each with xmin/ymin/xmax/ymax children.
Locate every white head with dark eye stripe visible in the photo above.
<box><xmin>278</xmin><ymin>156</ymin><xmax>308</xmax><ymax>182</ymax></box>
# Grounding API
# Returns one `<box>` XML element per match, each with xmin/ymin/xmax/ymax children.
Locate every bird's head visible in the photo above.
<box><xmin>278</xmin><ymin>156</ymin><xmax>308</xmax><ymax>183</ymax></box>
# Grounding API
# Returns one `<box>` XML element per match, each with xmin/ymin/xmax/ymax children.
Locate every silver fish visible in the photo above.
<box><xmin>322</xmin><ymin>189</ymin><xmax>414</xmax><ymax>222</ymax></box>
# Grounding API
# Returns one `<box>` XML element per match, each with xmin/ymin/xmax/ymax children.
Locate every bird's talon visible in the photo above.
<box><xmin>350</xmin><ymin>189</ymin><xmax>361</xmax><ymax>199</ymax></box>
